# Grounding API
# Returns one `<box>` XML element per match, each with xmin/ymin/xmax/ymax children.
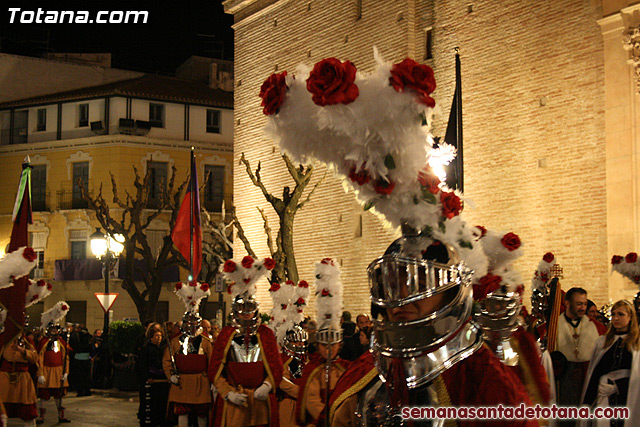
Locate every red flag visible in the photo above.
<box><xmin>171</xmin><ymin>150</ymin><xmax>202</xmax><ymax>279</ymax></box>
<box><xmin>0</xmin><ymin>157</ymin><xmax>33</xmax><ymax>345</ymax></box>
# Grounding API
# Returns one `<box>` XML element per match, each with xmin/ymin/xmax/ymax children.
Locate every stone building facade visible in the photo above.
<box><xmin>224</xmin><ymin>0</ymin><xmax>640</xmax><ymax>317</ymax></box>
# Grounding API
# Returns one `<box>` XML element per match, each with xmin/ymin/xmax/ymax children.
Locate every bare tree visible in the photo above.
<box><xmin>240</xmin><ymin>153</ymin><xmax>323</xmax><ymax>283</ymax></box>
<box><xmin>80</xmin><ymin>166</ymin><xmax>188</xmax><ymax>322</ymax></box>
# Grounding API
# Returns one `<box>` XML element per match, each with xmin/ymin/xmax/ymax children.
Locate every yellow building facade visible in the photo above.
<box><xmin>0</xmin><ymin>71</ymin><xmax>234</xmax><ymax>332</ymax></box>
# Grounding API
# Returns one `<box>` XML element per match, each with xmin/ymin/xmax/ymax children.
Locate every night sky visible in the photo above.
<box><xmin>0</xmin><ymin>1</ymin><xmax>234</xmax><ymax>74</ymax></box>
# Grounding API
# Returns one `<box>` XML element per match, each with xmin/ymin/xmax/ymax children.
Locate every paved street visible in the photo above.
<box><xmin>7</xmin><ymin>389</ymin><xmax>139</xmax><ymax>427</ymax></box>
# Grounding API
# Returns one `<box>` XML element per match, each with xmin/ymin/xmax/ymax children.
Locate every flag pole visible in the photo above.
<box><xmin>190</xmin><ymin>147</ymin><xmax>194</xmax><ymax>283</ymax></box>
<box><xmin>454</xmin><ymin>48</ymin><xmax>463</xmax><ymax>193</ymax></box>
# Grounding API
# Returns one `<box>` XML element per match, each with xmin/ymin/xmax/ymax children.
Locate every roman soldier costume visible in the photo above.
<box><xmin>163</xmin><ymin>280</ymin><xmax>213</xmax><ymax>427</ymax></box>
<box><xmin>259</xmin><ymin>52</ymin><xmax>535</xmax><ymax>426</ymax></box>
<box><xmin>471</xmin><ymin>228</ymin><xmax>551</xmax><ymax>409</ymax></box>
<box><xmin>267</xmin><ymin>276</ymin><xmax>310</xmax><ymax>426</ymax></box>
<box><xmin>209</xmin><ymin>255</ymin><xmax>282</xmax><ymax>427</ymax></box>
<box><xmin>36</xmin><ymin>301</ymin><xmax>71</xmax><ymax>424</ymax></box>
<box><xmin>296</xmin><ymin>258</ymin><xmax>350</xmax><ymax>427</ymax></box>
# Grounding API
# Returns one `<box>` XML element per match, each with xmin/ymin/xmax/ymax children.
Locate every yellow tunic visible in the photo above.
<box><xmin>278</xmin><ymin>361</ymin><xmax>300</xmax><ymax>427</ymax></box>
<box><xmin>162</xmin><ymin>335</ymin><xmax>212</xmax><ymax>405</ymax></box>
<box><xmin>303</xmin><ymin>362</ymin><xmax>347</xmax><ymax>424</ymax></box>
<box><xmin>0</xmin><ymin>338</ymin><xmax>40</xmax><ymax>405</ymax></box>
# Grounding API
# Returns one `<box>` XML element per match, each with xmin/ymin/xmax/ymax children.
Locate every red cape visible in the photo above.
<box><xmin>509</xmin><ymin>327</ymin><xmax>551</xmax><ymax>405</ymax></box>
<box><xmin>208</xmin><ymin>324</ymin><xmax>282</xmax><ymax>427</ymax></box>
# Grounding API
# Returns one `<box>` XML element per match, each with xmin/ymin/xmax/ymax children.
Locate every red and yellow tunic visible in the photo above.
<box><xmin>278</xmin><ymin>353</ymin><xmax>306</xmax><ymax>427</ymax></box>
<box><xmin>0</xmin><ymin>336</ymin><xmax>40</xmax><ymax>406</ymax></box>
<box><xmin>208</xmin><ymin>325</ymin><xmax>282</xmax><ymax>427</ymax></box>
<box><xmin>162</xmin><ymin>335</ymin><xmax>213</xmax><ymax>406</ymax></box>
<box><xmin>36</xmin><ymin>336</ymin><xmax>71</xmax><ymax>390</ymax></box>
<box><xmin>296</xmin><ymin>353</ymin><xmax>350</xmax><ymax>427</ymax></box>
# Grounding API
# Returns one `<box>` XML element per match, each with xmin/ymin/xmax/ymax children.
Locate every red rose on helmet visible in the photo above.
<box><xmin>373</xmin><ymin>178</ymin><xmax>395</xmax><ymax>195</ymax></box>
<box><xmin>611</xmin><ymin>255</ymin><xmax>623</xmax><ymax>265</ymax></box>
<box><xmin>348</xmin><ymin>166</ymin><xmax>370</xmax><ymax>186</ymax></box>
<box><xmin>30</xmin><ymin>295</ymin><xmax>38</xmax><ymax>302</ymax></box>
<box><xmin>175</xmin><ymin>282</ymin><xmax>183</xmax><ymax>290</ymax></box>
<box><xmin>306</xmin><ymin>58</ymin><xmax>359</xmax><ymax>106</ymax></box>
<box><xmin>200</xmin><ymin>283</ymin><xmax>209</xmax><ymax>292</ymax></box>
<box><xmin>321</xmin><ymin>288</ymin><xmax>331</xmax><ymax>297</ymax></box>
<box><xmin>227</xmin><ymin>284</ymin><xmax>233</xmax><ymax>294</ymax></box>
<box><xmin>440</xmin><ymin>191</ymin><xmax>462</xmax><ymax>219</ymax></box>
<box><xmin>46</xmin><ymin>283</ymin><xmax>52</xmax><ymax>291</ymax></box>
<box><xmin>37</xmin><ymin>280</ymin><xmax>45</xmax><ymax>287</ymax></box>
<box><xmin>263</xmin><ymin>257</ymin><xmax>276</xmax><ymax>270</ymax></box>
<box><xmin>473</xmin><ymin>274</ymin><xmax>502</xmax><ymax>301</ymax></box>
<box><xmin>543</xmin><ymin>252</ymin><xmax>555</xmax><ymax>263</ymax></box>
<box><xmin>501</xmin><ymin>232</ymin><xmax>521</xmax><ymax>251</ymax></box>
<box><xmin>23</xmin><ymin>247</ymin><xmax>36</xmax><ymax>262</ymax></box>
<box><xmin>281</xmin><ymin>304</ymin><xmax>288</xmax><ymax>310</ymax></box>
<box><xmin>259</xmin><ymin>71</ymin><xmax>288</xmax><ymax>115</ymax></box>
<box><xmin>285</xmin><ymin>280</ymin><xmax>295</xmax><ymax>286</ymax></box>
<box><xmin>474</xmin><ymin>226</ymin><xmax>487</xmax><ymax>239</ymax></box>
<box><xmin>298</xmin><ymin>280</ymin><xmax>309</xmax><ymax>288</ymax></box>
<box><xmin>269</xmin><ymin>282</ymin><xmax>281</xmax><ymax>292</ymax></box>
<box><xmin>188</xmin><ymin>280</ymin><xmax>197</xmax><ymax>287</ymax></box>
<box><xmin>223</xmin><ymin>260</ymin><xmax>236</xmax><ymax>273</ymax></box>
<box><xmin>626</xmin><ymin>252</ymin><xmax>638</xmax><ymax>263</ymax></box>
<box><xmin>389</xmin><ymin>58</ymin><xmax>436</xmax><ymax>107</ymax></box>
<box><xmin>321</xmin><ymin>258</ymin><xmax>334</xmax><ymax>265</ymax></box>
<box><xmin>241</xmin><ymin>256</ymin><xmax>255</xmax><ymax>269</ymax></box>
<box><xmin>417</xmin><ymin>166</ymin><xmax>440</xmax><ymax>194</ymax></box>
<box><xmin>295</xmin><ymin>297</ymin><xmax>306</xmax><ymax>306</ymax></box>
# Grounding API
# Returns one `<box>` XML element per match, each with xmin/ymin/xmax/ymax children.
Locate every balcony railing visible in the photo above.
<box><xmin>56</xmin><ymin>189</ymin><xmax>92</xmax><ymax>210</ymax></box>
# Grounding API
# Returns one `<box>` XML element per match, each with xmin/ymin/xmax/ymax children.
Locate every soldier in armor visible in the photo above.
<box><xmin>35</xmin><ymin>301</ymin><xmax>71</xmax><ymax>424</ymax></box>
<box><xmin>297</xmin><ymin>259</ymin><xmax>350</xmax><ymax>426</ymax></box>
<box><xmin>209</xmin><ymin>255</ymin><xmax>282</xmax><ymax>427</ymax></box>
<box><xmin>163</xmin><ymin>281</ymin><xmax>213</xmax><ymax>427</ymax></box>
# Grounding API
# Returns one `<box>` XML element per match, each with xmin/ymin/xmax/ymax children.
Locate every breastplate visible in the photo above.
<box><xmin>357</xmin><ymin>379</ymin><xmax>444</xmax><ymax>427</ymax></box>
<box><xmin>177</xmin><ymin>336</ymin><xmax>201</xmax><ymax>355</ymax></box>
<box><xmin>230</xmin><ymin>339</ymin><xmax>261</xmax><ymax>362</ymax></box>
<box><xmin>46</xmin><ymin>339</ymin><xmax>60</xmax><ymax>353</ymax></box>
<box><xmin>288</xmin><ymin>357</ymin><xmax>303</xmax><ymax>379</ymax></box>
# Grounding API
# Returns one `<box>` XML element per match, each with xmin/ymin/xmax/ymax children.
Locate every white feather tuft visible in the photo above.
<box><xmin>0</xmin><ymin>247</ymin><xmax>38</xmax><ymax>288</ymax></box>
<box><xmin>41</xmin><ymin>301</ymin><xmax>70</xmax><ymax>329</ymax></box>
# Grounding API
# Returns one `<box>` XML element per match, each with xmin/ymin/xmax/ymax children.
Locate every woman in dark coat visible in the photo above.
<box><xmin>135</xmin><ymin>328</ymin><xmax>170</xmax><ymax>427</ymax></box>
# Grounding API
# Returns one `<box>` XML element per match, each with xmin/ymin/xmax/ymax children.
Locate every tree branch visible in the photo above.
<box><xmin>257</xmin><ymin>207</ymin><xmax>275</xmax><ymax>258</ymax></box>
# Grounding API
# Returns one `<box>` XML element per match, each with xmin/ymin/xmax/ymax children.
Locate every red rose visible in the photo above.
<box><xmin>61</xmin><ymin>304</ymin><xmax>68</xmax><ymax>311</ymax></box>
<box><xmin>321</xmin><ymin>288</ymin><xmax>331</xmax><ymax>297</ymax></box>
<box><xmin>175</xmin><ymin>282</ymin><xmax>183</xmax><ymax>290</ymax></box>
<box><xmin>263</xmin><ymin>257</ymin><xmax>276</xmax><ymax>270</ymax></box>
<box><xmin>23</xmin><ymin>247</ymin><xmax>36</xmax><ymax>262</ymax></box>
<box><xmin>188</xmin><ymin>280</ymin><xmax>197</xmax><ymax>287</ymax></box>
<box><xmin>626</xmin><ymin>252</ymin><xmax>638</xmax><ymax>263</ymax></box>
<box><xmin>30</xmin><ymin>295</ymin><xmax>38</xmax><ymax>302</ymax></box>
<box><xmin>515</xmin><ymin>285</ymin><xmax>525</xmax><ymax>295</ymax></box>
<box><xmin>473</xmin><ymin>274</ymin><xmax>502</xmax><ymax>301</ymax></box>
<box><xmin>223</xmin><ymin>260</ymin><xmax>236</xmax><ymax>273</ymax></box>
<box><xmin>295</xmin><ymin>297</ymin><xmax>305</xmax><ymax>306</ymax></box>
<box><xmin>417</xmin><ymin>166</ymin><xmax>440</xmax><ymax>194</ymax></box>
<box><xmin>348</xmin><ymin>166</ymin><xmax>370</xmax><ymax>186</ymax></box>
<box><xmin>306</xmin><ymin>58</ymin><xmax>359</xmax><ymax>106</ymax></box>
<box><xmin>200</xmin><ymin>283</ymin><xmax>209</xmax><ymax>292</ymax></box>
<box><xmin>227</xmin><ymin>284</ymin><xmax>233</xmax><ymax>294</ymax></box>
<box><xmin>611</xmin><ymin>255</ymin><xmax>623</xmax><ymax>265</ymax></box>
<box><xmin>298</xmin><ymin>280</ymin><xmax>309</xmax><ymax>288</ymax></box>
<box><xmin>259</xmin><ymin>71</ymin><xmax>288</xmax><ymax>115</ymax></box>
<box><xmin>440</xmin><ymin>191</ymin><xmax>462</xmax><ymax>219</ymax></box>
<box><xmin>243</xmin><ymin>278</ymin><xmax>251</xmax><ymax>284</ymax></box>
<box><xmin>501</xmin><ymin>232</ymin><xmax>521</xmax><ymax>251</ymax></box>
<box><xmin>373</xmin><ymin>178</ymin><xmax>395</xmax><ymax>195</ymax></box>
<box><xmin>46</xmin><ymin>283</ymin><xmax>52</xmax><ymax>291</ymax></box>
<box><xmin>285</xmin><ymin>280</ymin><xmax>295</xmax><ymax>286</ymax></box>
<box><xmin>321</xmin><ymin>258</ymin><xmax>334</xmax><ymax>265</ymax></box>
<box><xmin>241</xmin><ymin>256</ymin><xmax>254</xmax><ymax>269</ymax></box>
<box><xmin>269</xmin><ymin>282</ymin><xmax>281</xmax><ymax>292</ymax></box>
<box><xmin>37</xmin><ymin>280</ymin><xmax>45</xmax><ymax>287</ymax></box>
<box><xmin>474</xmin><ymin>226</ymin><xmax>487</xmax><ymax>239</ymax></box>
<box><xmin>281</xmin><ymin>304</ymin><xmax>288</xmax><ymax>310</ymax></box>
<box><xmin>543</xmin><ymin>252</ymin><xmax>555</xmax><ymax>263</ymax></box>
<box><xmin>389</xmin><ymin>58</ymin><xmax>436</xmax><ymax>107</ymax></box>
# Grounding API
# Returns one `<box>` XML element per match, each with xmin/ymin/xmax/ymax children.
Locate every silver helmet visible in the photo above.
<box><xmin>473</xmin><ymin>290</ymin><xmax>522</xmax><ymax>365</ymax></box>
<box><xmin>181</xmin><ymin>311</ymin><xmax>202</xmax><ymax>338</ymax></box>
<box><xmin>231</xmin><ymin>294</ymin><xmax>260</xmax><ymax>335</ymax></box>
<box><xmin>283</xmin><ymin>323</ymin><xmax>309</xmax><ymax>359</ymax></box>
<box><xmin>367</xmin><ymin>227</ymin><xmax>480</xmax><ymax>389</ymax></box>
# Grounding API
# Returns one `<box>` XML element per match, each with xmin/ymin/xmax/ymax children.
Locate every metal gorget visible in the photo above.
<box><xmin>375</xmin><ymin>321</ymin><xmax>482</xmax><ymax>389</ymax></box>
<box><xmin>357</xmin><ymin>377</ymin><xmax>443</xmax><ymax>426</ymax></box>
<box><xmin>46</xmin><ymin>339</ymin><xmax>60</xmax><ymax>353</ymax></box>
<box><xmin>230</xmin><ymin>337</ymin><xmax>262</xmax><ymax>363</ymax></box>
<box><xmin>177</xmin><ymin>335</ymin><xmax>203</xmax><ymax>355</ymax></box>
<box><xmin>473</xmin><ymin>291</ymin><xmax>521</xmax><ymax>366</ymax></box>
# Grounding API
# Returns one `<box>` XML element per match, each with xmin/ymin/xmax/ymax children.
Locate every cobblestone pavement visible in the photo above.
<box><xmin>7</xmin><ymin>389</ymin><xmax>139</xmax><ymax>427</ymax></box>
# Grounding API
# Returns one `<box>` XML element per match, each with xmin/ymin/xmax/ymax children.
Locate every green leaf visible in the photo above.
<box><xmin>438</xmin><ymin>221</ymin><xmax>446</xmax><ymax>233</ymax></box>
<box><xmin>384</xmin><ymin>154</ymin><xmax>396</xmax><ymax>170</ymax></box>
<box><xmin>421</xmin><ymin>225</ymin><xmax>433</xmax><ymax>236</ymax></box>
<box><xmin>364</xmin><ymin>200</ymin><xmax>376</xmax><ymax>211</ymax></box>
<box><xmin>459</xmin><ymin>240</ymin><xmax>473</xmax><ymax>249</ymax></box>
<box><xmin>421</xmin><ymin>189</ymin><xmax>436</xmax><ymax>204</ymax></box>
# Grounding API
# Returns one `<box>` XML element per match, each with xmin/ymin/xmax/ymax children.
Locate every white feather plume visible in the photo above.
<box><xmin>41</xmin><ymin>301</ymin><xmax>70</xmax><ymax>329</ymax></box>
<box><xmin>314</xmin><ymin>258</ymin><xmax>342</xmax><ymax>331</ymax></box>
<box><xmin>220</xmin><ymin>256</ymin><xmax>274</xmax><ymax>299</ymax></box>
<box><xmin>0</xmin><ymin>247</ymin><xmax>37</xmax><ymax>288</ymax></box>
<box><xmin>531</xmin><ymin>253</ymin><xmax>557</xmax><ymax>294</ymax></box>
<box><xmin>174</xmin><ymin>281</ymin><xmax>211</xmax><ymax>314</ymax></box>
<box><xmin>611</xmin><ymin>253</ymin><xmax>640</xmax><ymax>286</ymax></box>
<box><xmin>25</xmin><ymin>279</ymin><xmax>52</xmax><ymax>308</ymax></box>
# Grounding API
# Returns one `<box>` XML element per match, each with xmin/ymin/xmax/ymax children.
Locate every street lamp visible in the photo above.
<box><xmin>90</xmin><ymin>228</ymin><xmax>124</xmax><ymax>387</ymax></box>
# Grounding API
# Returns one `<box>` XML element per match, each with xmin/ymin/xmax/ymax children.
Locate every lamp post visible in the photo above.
<box><xmin>90</xmin><ymin>228</ymin><xmax>124</xmax><ymax>387</ymax></box>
